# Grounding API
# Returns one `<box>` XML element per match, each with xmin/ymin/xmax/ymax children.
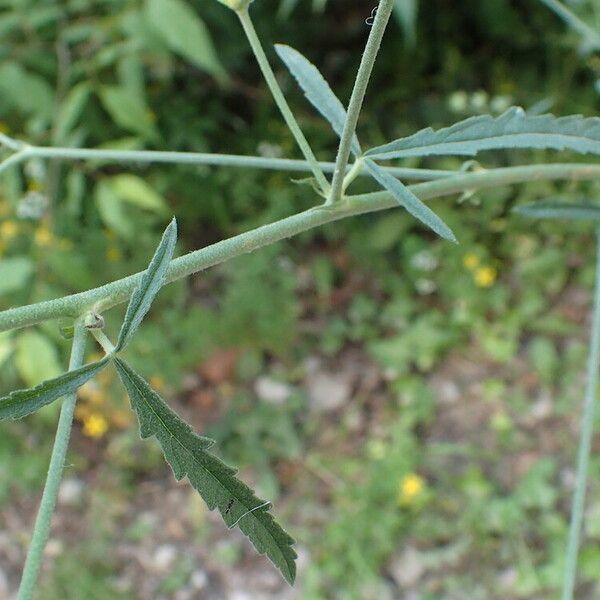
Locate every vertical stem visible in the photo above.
<box><xmin>562</xmin><ymin>226</ymin><xmax>600</xmax><ymax>600</ymax></box>
<box><xmin>236</xmin><ymin>8</ymin><xmax>330</xmax><ymax>194</ymax></box>
<box><xmin>17</xmin><ymin>323</ymin><xmax>87</xmax><ymax>600</ymax></box>
<box><xmin>328</xmin><ymin>0</ymin><xmax>394</xmax><ymax>204</ymax></box>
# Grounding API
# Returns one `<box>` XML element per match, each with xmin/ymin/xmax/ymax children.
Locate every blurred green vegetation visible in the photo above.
<box><xmin>2</xmin><ymin>0</ymin><xmax>600</xmax><ymax>597</ymax></box>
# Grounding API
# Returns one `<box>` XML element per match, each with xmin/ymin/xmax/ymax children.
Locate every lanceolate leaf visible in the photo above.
<box><xmin>513</xmin><ymin>200</ymin><xmax>600</xmax><ymax>221</ymax></box>
<box><xmin>366</xmin><ymin>107</ymin><xmax>600</xmax><ymax>160</ymax></box>
<box><xmin>0</xmin><ymin>357</ymin><xmax>110</xmax><ymax>420</ymax></box>
<box><xmin>364</xmin><ymin>159</ymin><xmax>457</xmax><ymax>242</ymax></box>
<box><xmin>115</xmin><ymin>218</ymin><xmax>177</xmax><ymax>352</ymax></box>
<box><xmin>275</xmin><ymin>44</ymin><xmax>362</xmax><ymax>156</ymax></box>
<box><xmin>113</xmin><ymin>358</ymin><xmax>297</xmax><ymax>584</ymax></box>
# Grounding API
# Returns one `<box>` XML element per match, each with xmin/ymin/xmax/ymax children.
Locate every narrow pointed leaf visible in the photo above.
<box><xmin>275</xmin><ymin>44</ymin><xmax>362</xmax><ymax>156</ymax></box>
<box><xmin>364</xmin><ymin>159</ymin><xmax>457</xmax><ymax>242</ymax></box>
<box><xmin>113</xmin><ymin>357</ymin><xmax>297</xmax><ymax>584</ymax></box>
<box><xmin>0</xmin><ymin>357</ymin><xmax>110</xmax><ymax>420</ymax></box>
<box><xmin>115</xmin><ymin>218</ymin><xmax>177</xmax><ymax>352</ymax></box>
<box><xmin>366</xmin><ymin>107</ymin><xmax>600</xmax><ymax>160</ymax></box>
<box><xmin>513</xmin><ymin>200</ymin><xmax>600</xmax><ymax>221</ymax></box>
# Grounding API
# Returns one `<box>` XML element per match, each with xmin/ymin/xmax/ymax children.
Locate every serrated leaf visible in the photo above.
<box><xmin>113</xmin><ymin>357</ymin><xmax>296</xmax><ymax>584</ymax></box>
<box><xmin>366</xmin><ymin>107</ymin><xmax>600</xmax><ymax>160</ymax></box>
<box><xmin>0</xmin><ymin>357</ymin><xmax>110</xmax><ymax>420</ymax></box>
<box><xmin>145</xmin><ymin>0</ymin><xmax>226</xmax><ymax>81</ymax></box>
<box><xmin>513</xmin><ymin>200</ymin><xmax>600</xmax><ymax>221</ymax></box>
<box><xmin>275</xmin><ymin>44</ymin><xmax>361</xmax><ymax>156</ymax></box>
<box><xmin>364</xmin><ymin>159</ymin><xmax>457</xmax><ymax>242</ymax></box>
<box><xmin>115</xmin><ymin>219</ymin><xmax>177</xmax><ymax>352</ymax></box>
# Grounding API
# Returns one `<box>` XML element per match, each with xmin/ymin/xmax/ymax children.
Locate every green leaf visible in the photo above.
<box><xmin>108</xmin><ymin>174</ymin><xmax>169</xmax><ymax>215</ymax></box>
<box><xmin>94</xmin><ymin>181</ymin><xmax>135</xmax><ymax>240</ymax></box>
<box><xmin>275</xmin><ymin>44</ymin><xmax>361</xmax><ymax>156</ymax></box>
<box><xmin>364</xmin><ymin>159</ymin><xmax>457</xmax><ymax>242</ymax></box>
<box><xmin>53</xmin><ymin>82</ymin><xmax>92</xmax><ymax>144</ymax></box>
<box><xmin>0</xmin><ymin>257</ymin><xmax>34</xmax><ymax>296</ymax></box>
<box><xmin>393</xmin><ymin>0</ymin><xmax>418</xmax><ymax>47</ymax></box>
<box><xmin>113</xmin><ymin>357</ymin><xmax>296</xmax><ymax>584</ymax></box>
<box><xmin>16</xmin><ymin>331</ymin><xmax>62</xmax><ymax>387</ymax></box>
<box><xmin>115</xmin><ymin>219</ymin><xmax>177</xmax><ymax>352</ymax></box>
<box><xmin>0</xmin><ymin>357</ymin><xmax>110</xmax><ymax>420</ymax></box>
<box><xmin>365</xmin><ymin>107</ymin><xmax>600</xmax><ymax>160</ymax></box>
<box><xmin>513</xmin><ymin>200</ymin><xmax>600</xmax><ymax>221</ymax></box>
<box><xmin>0</xmin><ymin>61</ymin><xmax>54</xmax><ymax>120</ymax></box>
<box><xmin>145</xmin><ymin>0</ymin><xmax>226</xmax><ymax>81</ymax></box>
<box><xmin>98</xmin><ymin>84</ymin><xmax>158</xmax><ymax>139</ymax></box>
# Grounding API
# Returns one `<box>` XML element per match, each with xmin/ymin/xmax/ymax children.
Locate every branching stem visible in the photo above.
<box><xmin>17</xmin><ymin>323</ymin><xmax>87</xmax><ymax>600</ymax></box>
<box><xmin>237</xmin><ymin>8</ymin><xmax>330</xmax><ymax>193</ymax></box>
<box><xmin>561</xmin><ymin>225</ymin><xmax>600</xmax><ymax>600</ymax></box>
<box><xmin>0</xmin><ymin>142</ymin><xmax>451</xmax><ymax>181</ymax></box>
<box><xmin>328</xmin><ymin>0</ymin><xmax>394</xmax><ymax>204</ymax></box>
<box><xmin>2</xmin><ymin>162</ymin><xmax>600</xmax><ymax>333</ymax></box>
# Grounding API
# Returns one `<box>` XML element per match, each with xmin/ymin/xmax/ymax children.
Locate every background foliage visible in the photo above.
<box><xmin>2</xmin><ymin>0</ymin><xmax>600</xmax><ymax>598</ymax></box>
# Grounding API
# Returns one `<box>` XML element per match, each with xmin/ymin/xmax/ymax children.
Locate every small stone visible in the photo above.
<box><xmin>306</xmin><ymin>370</ymin><xmax>352</xmax><ymax>412</ymax></box>
<box><xmin>58</xmin><ymin>477</ymin><xmax>85</xmax><ymax>506</ymax></box>
<box><xmin>0</xmin><ymin>567</ymin><xmax>8</xmax><ymax>598</ymax></box>
<box><xmin>190</xmin><ymin>570</ymin><xmax>208</xmax><ymax>590</ymax></box>
<box><xmin>388</xmin><ymin>546</ymin><xmax>426</xmax><ymax>588</ymax></box>
<box><xmin>152</xmin><ymin>544</ymin><xmax>177</xmax><ymax>573</ymax></box>
<box><xmin>44</xmin><ymin>539</ymin><xmax>63</xmax><ymax>558</ymax></box>
<box><xmin>254</xmin><ymin>377</ymin><xmax>293</xmax><ymax>405</ymax></box>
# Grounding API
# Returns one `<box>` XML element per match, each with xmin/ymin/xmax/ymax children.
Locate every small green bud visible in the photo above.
<box><xmin>217</xmin><ymin>0</ymin><xmax>253</xmax><ymax>12</ymax></box>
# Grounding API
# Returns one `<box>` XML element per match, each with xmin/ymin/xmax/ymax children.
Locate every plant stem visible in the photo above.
<box><xmin>236</xmin><ymin>8</ymin><xmax>330</xmax><ymax>193</ymax></box>
<box><xmin>561</xmin><ymin>225</ymin><xmax>600</xmax><ymax>600</ymax></box>
<box><xmin>17</xmin><ymin>323</ymin><xmax>87</xmax><ymax>600</ymax></box>
<box><xmin>539</xmin><ymin>0</ymin><xmax>600</xmax><ymax>48</ymax></box>
<box><xmin>328</xmin><ymin>0</ymin><xmax>394</xmax><ymax>204</ymax></box>
<box><xmin>2</xmin><ymin>162</ymin><xmax>600</xmax><ymax>333</ymax></box>
<box><xmin>91</xmin><ymin>329</ymin><xmax>115</xmax><ymax>354</ymax></box>
<box><xmin>0</xmin><ymin>143</ymin><xmax>451</xmax><ymax>181</ymax></box>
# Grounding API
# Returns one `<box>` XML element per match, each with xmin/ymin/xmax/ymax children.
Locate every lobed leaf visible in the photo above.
<box><xmin>275</xmin><ymin>44</ymin><xmax>361</xmax><ymax>156</ymax></box>
<box><xmin>113</xmin><ymin>357</ymin><xmax>297</xmax><ymax>584</ymax></box>
<box><xmin>364</xmin><ymin>159</ymin><xmax>457</xmax><ymax>242</ymax></box>
<box><xmin>0</xmin><ymin>357</ymin><xmax>110</xmax><ymax>420</ymax></box>
<box><xmin>365</xmin><ymin>107</ymin><xmax>600</xmax><ymax>160</ymax></box>
<box><xmin>513</xmin><ymin>200</ymin><xmax>600</xmax><ymax>221</ymax></box>
<box><xmin>115</xmin><ymin>218</ymin><xmax>177</xmax><ymax>352</ymax></box>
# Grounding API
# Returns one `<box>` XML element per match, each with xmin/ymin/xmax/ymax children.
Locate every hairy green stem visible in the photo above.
<box><xmin>328</xmin><ymin>0</ymin><xmax>394</xmax><ymax>204</ymax></box>
<box><xmin>0</xmin><ymin>143</ymin><xmax>451</xmax><ymax>181</ymax></box>
<box><xmin>91</xmin><ymin>329</ymin><xmax>115</xmax><ymax>354</ymax></box>
<box><xmin>561</xmin><ymin>226</ymin><xmax>600</xmax><ymax>600</ymax></box>
<box><xmin>1</xmin><ymin>162</ymin><xmax>600</xmax><ymax>333</ymax></box>
<box><xmin>17</xmin><ymin>323</ymin><xmax>87</xmax><ymax>600</ymax></box>
<box><xmin>237</xmin><ymin>8</ymin><xmax>330</xmax><ymax>193</ymax></box>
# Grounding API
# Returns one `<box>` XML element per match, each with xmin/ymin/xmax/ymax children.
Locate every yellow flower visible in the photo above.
<box><xmin>106</xmin><ymin>246</ymin><xmax>122</xmax><ymax>262</ymax></box>
<box><xmin>83</xmin><ymin>413</ymin><xmax>109</xmax><ymax>438</ymax></box>
<box><xmin>0</xmin><ymin>220</ymin><xmax>19</xmax><ymax>239</ymax></box>
<box><xmin>34</xmin><ymin>227</ymin><xmax>53</xmax><ymax>247</ymax></box>
<box><xmin>398</xmin><ymin>473</ymin><xmax>425</xmax><ymax>506</ymax></box>
<box><xmin>463</xmin><ymin>254</ymin><xmax>479</xmax><ymax>270</ymax></box>
<box><xmin>474</xmin><ymin>266</ymin><xmax>497</xmax><ymax>288</ymax></box>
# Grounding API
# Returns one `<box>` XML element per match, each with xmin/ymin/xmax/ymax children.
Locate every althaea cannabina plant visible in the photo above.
<box><xmin>2</xmin><ymin>0</ymin><xmax>600</xmax><ymax>597</ymax></box>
